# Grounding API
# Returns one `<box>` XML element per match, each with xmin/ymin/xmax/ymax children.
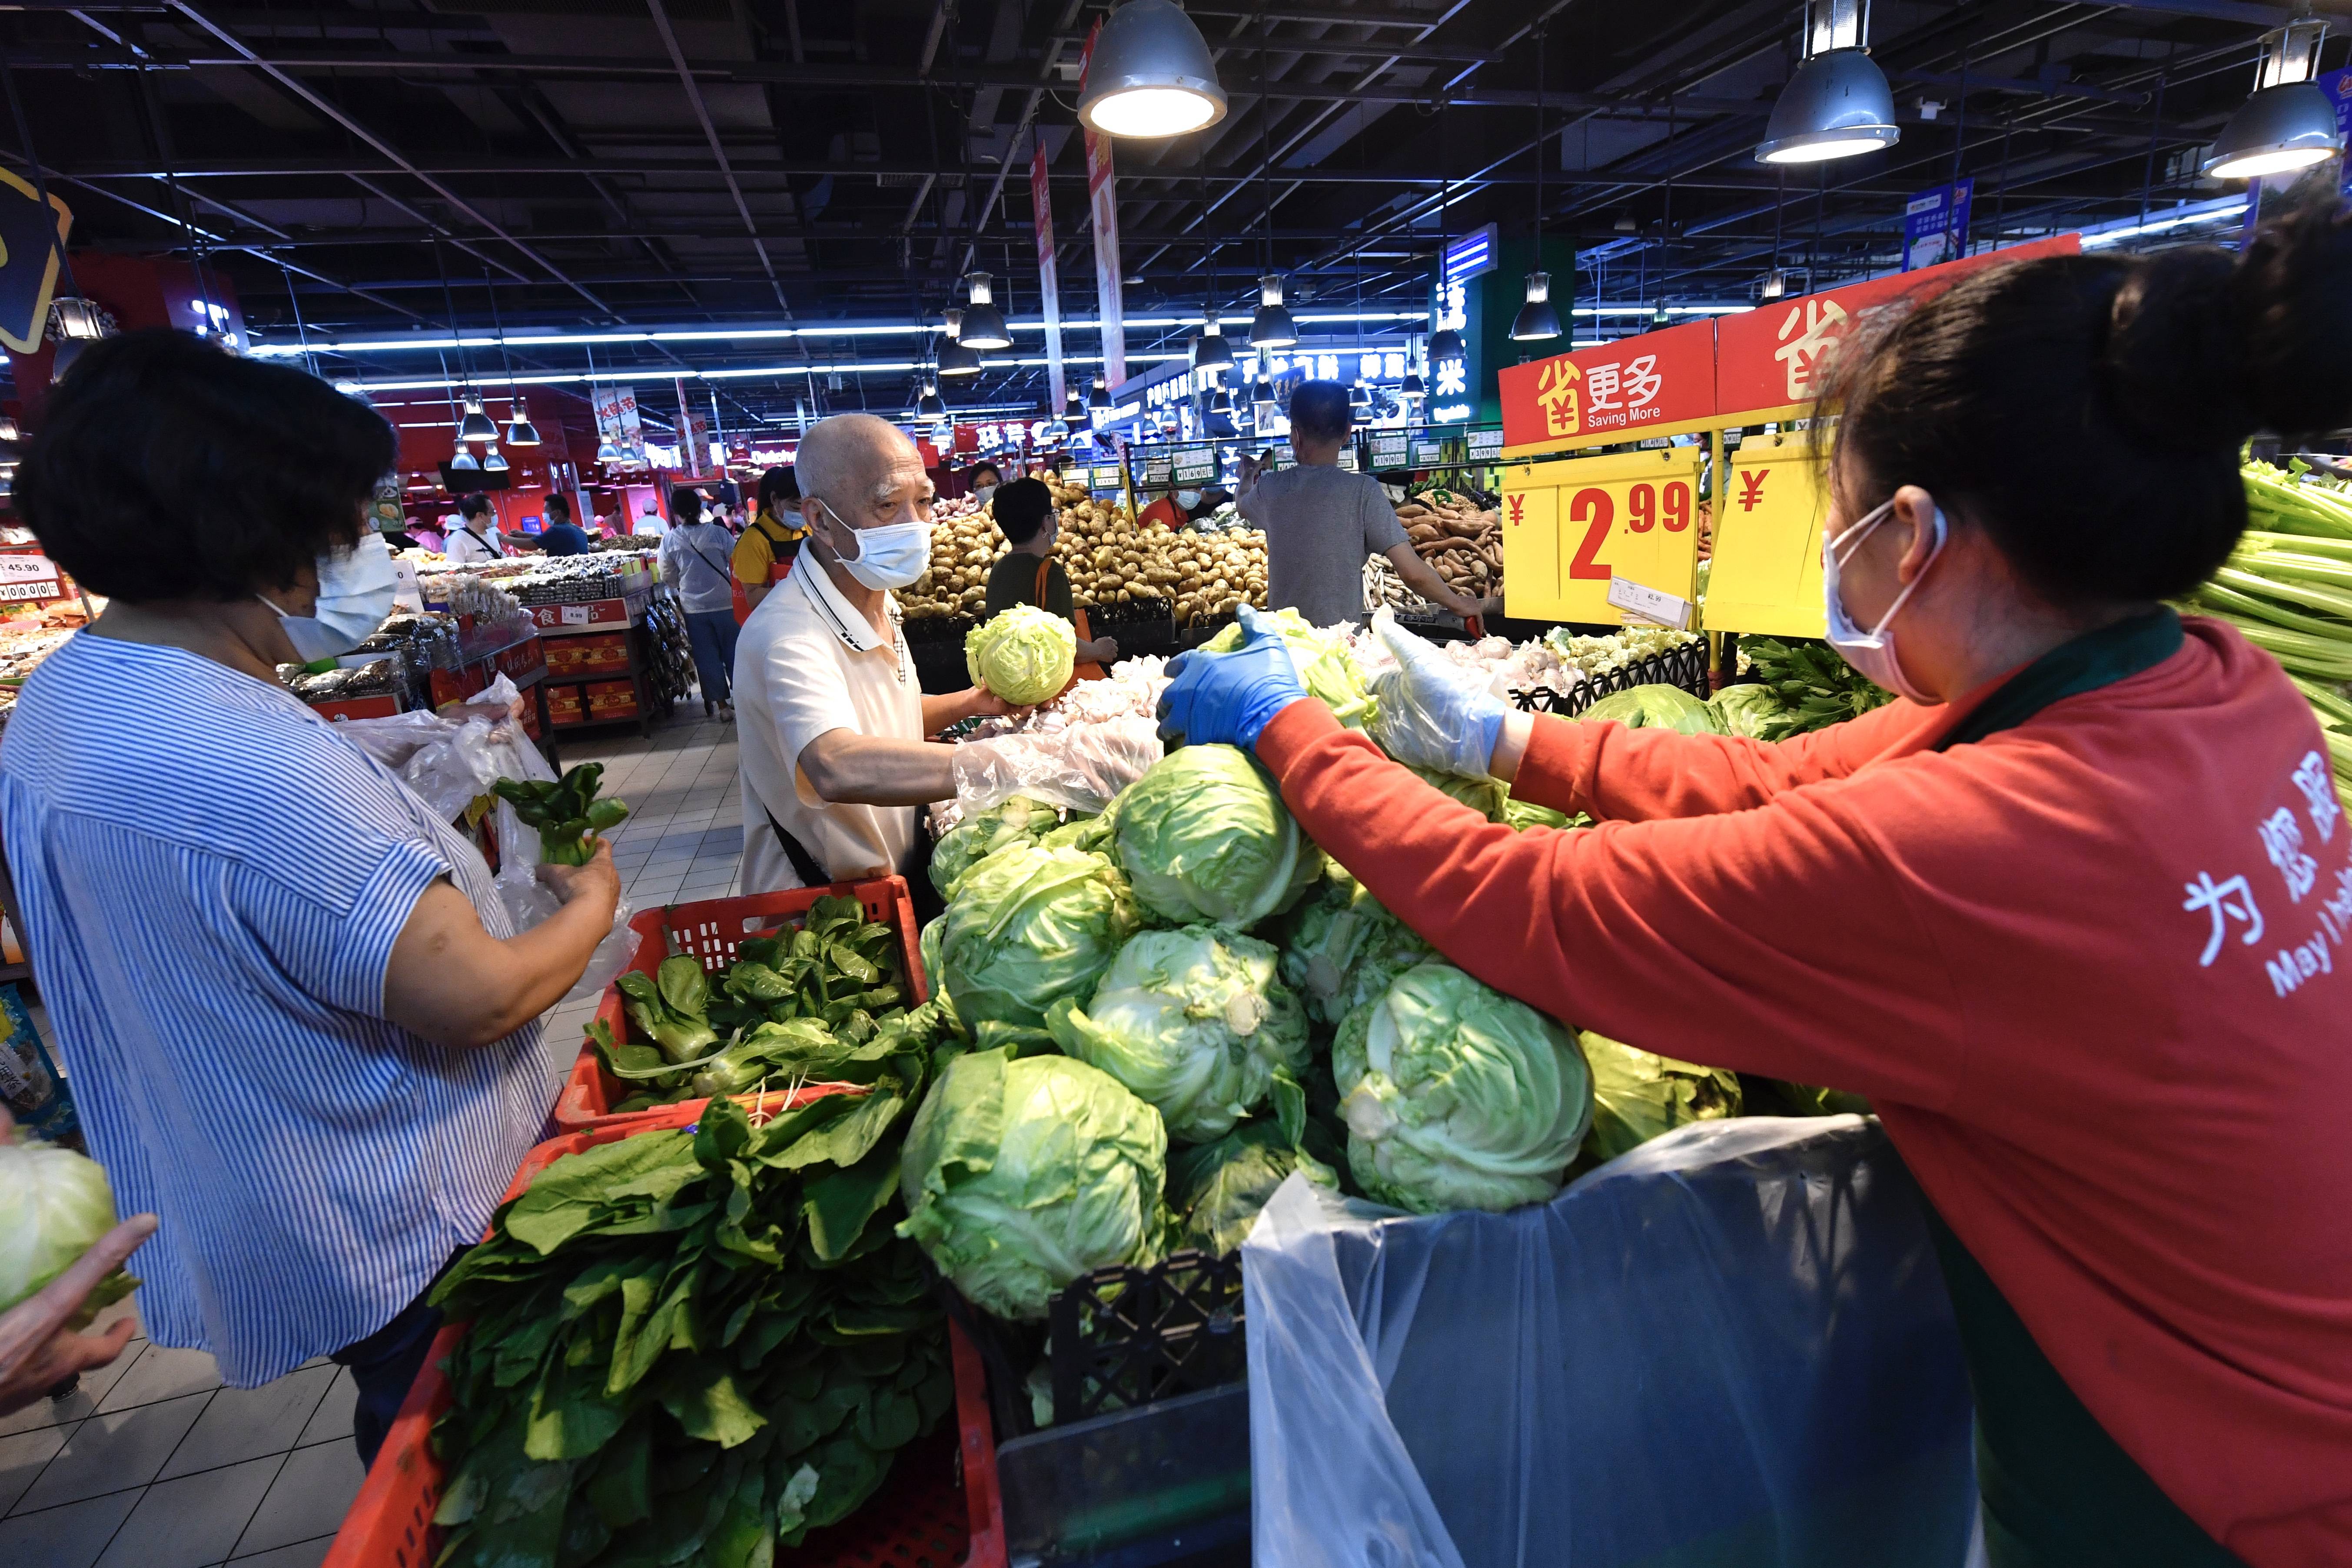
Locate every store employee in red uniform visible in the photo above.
<box><xmin>1156</xmin><ymin>206</ymin><xmax>2352</xmax><ymax>1565</ymax></box>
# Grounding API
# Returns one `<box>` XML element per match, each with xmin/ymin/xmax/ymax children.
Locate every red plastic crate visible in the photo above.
<box><xmin>555</xmin><ymin>876</ymin><xmax>929</xmax><ymax>1131</ymax></box>
<box><xmin>325</xmin><ymin>1100</ymin><xmax>976</xmax><ymax>1568</ymax></box>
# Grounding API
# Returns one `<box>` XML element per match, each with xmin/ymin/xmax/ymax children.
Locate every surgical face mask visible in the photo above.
<box><xmin>257</xmin><ymin>533</ymin><xmax>400</xmax><ymax>663</ymax></box>
<box><xmin>972</xmin><ymin>482</ymin><xmax>999</xmax><ymax>507</ymax></box>
<box><xmin>816</xmin><ymin>498</ymin><xmax>931</xmax><ymax>591</ymax></box>
<box><xmin>1176</xmin><ymin>489</ymin><xmax>1202</xmax><ymax>510</ymax></box>
<box><xmin>1821</xmin><ymin>496</ymin><xmax>1946</xmax><ymax>704</ymax></box>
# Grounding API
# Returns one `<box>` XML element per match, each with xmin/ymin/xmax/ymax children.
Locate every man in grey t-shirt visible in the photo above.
<box><xmin>1239</xmin><ymin>381</ymin><xmax>1498</xmax><ymax>628</ymax></box>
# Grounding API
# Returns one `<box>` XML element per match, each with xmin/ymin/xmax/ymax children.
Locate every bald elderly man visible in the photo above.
<box><xmin>734</xmin><ymin>414</ymin><xmax>1021</xmax><ymax>897</ymax></box>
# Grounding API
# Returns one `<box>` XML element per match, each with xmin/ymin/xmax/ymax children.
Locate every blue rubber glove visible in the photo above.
<box><xmin>1156</xmin><ymin>605</ymin><xmax>1309</xmax><ymax>752</ymax></box>
<box><xmin>1365</xmin><ymin>609</ymin><xmax>1509</xmax><ymax>780</ymax></box>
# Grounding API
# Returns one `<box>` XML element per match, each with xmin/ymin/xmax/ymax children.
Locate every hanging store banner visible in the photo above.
<box><xmin>1080</xmin><ymin>22</ymin><xmax>1127</xmax><ymax>388</ymax></box>
<box><xmin>0</xmin><ymin>169</ymin><xmax>69</xmax><ymax>355</ymax></box>
<box><xmin>592</xmin><ymin>385</ymin><xmax>624</xmax><ymax>456</ymax></box>
<box><xmin>1500</xmin><ymin>445</ymin><xmax>1704</xmax><ymax>625</ymax></box>
<box><xmin>1714</xmin><ymin>232</ymin><xmax>2080</xmax><ymax>422</ymax></box>
<box><xmin>1702</xmin><ymin>431</ymin><xmax>1830</xmax><ymax>638</ymax></box>
<box><xmin>1901</xmin><ymin>178</ymin><xmax>1973</xmax><ymax>272</ymax></box>
<box><xmin>1031</xmin><ymin>132</ymin><xmax>1068</xmax><ymax>414</ymax></box>
<box><xmin>1498</xmin><ymin>319</ymin><xmax>1717</xmax><ymax>456</ymax></box>
<box><xmin>674</xmin><ymin>380</ymin><xmax>703</xmax><ymax>477</ymax></box>
<box><xmin>615</xmin><ymin>385</ymin><xmax>646</xmax><ymax>463</ymax></box>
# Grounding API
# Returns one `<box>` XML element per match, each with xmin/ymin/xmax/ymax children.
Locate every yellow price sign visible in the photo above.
<box><xmin>1703</xmin><ymin>433</ymin><xmax>1830</xmax><ymax>638</ymax></box>
<box><xmin>1500</xmin><ymin>447</ymin><xmax>1704</xmax><ymax>625</ymax></box>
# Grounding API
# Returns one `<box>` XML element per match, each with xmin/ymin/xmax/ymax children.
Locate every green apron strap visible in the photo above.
<box><xmin>1912</xmin><ymin>604</ymin><xmax>2240</xmax><ymax>1565</ymax></box>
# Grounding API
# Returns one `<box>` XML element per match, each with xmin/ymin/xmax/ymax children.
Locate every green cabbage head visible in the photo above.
<box><xmin>1579</xmin><ymin>683</ymin><xmax>1726</xmax><ymax>735</ymax></box>
<box><xmin>1169</xmin><ymin>1119</ymin><xmax>1339</xmax><ymax>1255</ymax></box>
<box><xmin>1277</xmin><ymin>865</ymin><xmax>1433</xmax><ymax>1028</ymax></box>
<box><xmin>897</xmin><ymin>1048</ymin><xmax>1167</xmax><ymax>1319</ymax></box>
<box><xmin>937</xmin><ymin>841</ymin><xmax>1141</xmax><ymax>1028</ymax></box>
<box><xmin>1708</xmin><ymin>683</ymin><xmax>1785</xmax><ymax>740</ymax></box>
<box><xmin>1578</xmin><ymin>1030</ymin><xmax>1743</xmax><ymax>1163</ymax></box>
<box><xmin>0</xmin><ymin>1133</ymin><xmax>131</xmax><ymax>1315</ymax></box>
<box><xmin>966</xmin><ymin>604</ymin><xmax>1076</xmax><ymax>705</ymax></box>
<box><xmin>1046</xmin><ymin>926</ymin><xmax>1309</xmax><ymax>1141</ymax></box>
<box><xmin>1111</xmin><ymin>745</ymin><xmax>1321</xmax><ymax>928</ymax></box>
<box><xmin>931</xmin><ymin>794</ymin><xmax>1070</xmax><ymax>897</ymax></box>
<box><xmin>1202</xmin><ymin>607</ymin><xmax>1376</xmax><ymax>729</ymax></box>
<box><xmin>1333</xmin><ymin>963</ymin><xmax>1592</xmax><ymax>1215</ymax></box>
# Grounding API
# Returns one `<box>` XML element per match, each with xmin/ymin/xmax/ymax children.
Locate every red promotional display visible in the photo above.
<box><xmin>1713</xmin><ymin>233</ymin><xmax>2080</xmax><ymax>420</ymax></box>
<box><xmin>1499</xmin><ymin>318</ymin><xmax>1718</xmax><ymax>454</ymax></box>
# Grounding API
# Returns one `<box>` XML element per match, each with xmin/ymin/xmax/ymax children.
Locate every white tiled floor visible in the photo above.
<box><xmin>2</xmin><ymin>705</ymin><xmax>746</xmax><ymax>1568</ymax></box>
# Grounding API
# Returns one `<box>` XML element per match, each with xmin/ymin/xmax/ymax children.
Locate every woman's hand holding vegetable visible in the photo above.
<box><xmin>1155</xmin><ymin>605</ymin><xmax>1308</xmax><ymax>752</ymax></box>
<box><xmin>1365</xmin><ymin>611</ymin><xmax>1515</xmax><ymax>781</ymax></box>
<box><xmin>538</xmin><ymin>837</ymin><xmax>621</xmax><ymax>914</ymax></box>
<box><xmin>0</xmin><ymin>1110</ymin><xmax>157</xmax><ymax>1419</ymax></box>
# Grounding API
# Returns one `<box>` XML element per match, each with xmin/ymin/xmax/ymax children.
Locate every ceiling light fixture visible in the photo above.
<box><xmin>457</xmin><ymin>392</ymin><xmax>498</xmax><ymax>442</ymax></box>
<box><xmin>2205</xmin><ymin>17</ymin><xmax>2342</xmax><ymax>179</ymax></box>
<box><xmin>482</xmin><ymin>442</ymin><xmax>508</xmax><ymax>473</ymax></box>
<box><xmin>449</xmin><ymin>445</ymin><xmax>480</xmax><ymax>472</ymax></box>
<box><xmin>1088</xmin><ymin>375</ymin><xmax>1113</xmax><ymax>411</ymax></box>
<box><xmin>959</xmin><ymin>274</ymin><xmax>1012</xmax><ymax>350</ymax></box>
<box><xmin>917</xmin><ymin>378</ymin><xmax>948</xmax><ymax>419</ymax></box>
<box><xmin>1076</xmin><ymin>0</ymin><xmax>1228</xmax><ymax>138</ymax></box>
<box><xmin>937</xmin><ymin>308</ymin><xmax>982</xmax><ymax>378</ymax></box>
<box><xmin>1192</xmin><ymin>308</ymin><xmax>1234</xmax><ymax>372</ymax></box>
<box><xmin>1755</xmin><ymin>1</ymin><xmax>1899</xmax><ymax>164</ymax></box>
<box><xmin>504</xmin><ymin>395</ymin><xmax>541</xmax><ymax>446</ymax></box>
<box><xmin>1759</xmin><ymin>267</ymin><xmax>1791</xmax><ymax>301</ymax></box>
<box><xmin>1511</xmin><ymin>272</ymin><xmax>1564</xmax><ymax>342</ymax></box>
<box><xmin>1249</xmin><ymin>275</ymin><xmax>1296</xmax><ymax>348</ymax></box>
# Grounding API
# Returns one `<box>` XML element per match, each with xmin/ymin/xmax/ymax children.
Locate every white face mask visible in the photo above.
<box><xmin>1821</xmin><ymin>496</ymin><xmax>1946</xmax><ymax>704</ymax></box>
<box><xmin>972</xmin><ymin>482</ymin><xmax>999</xmax><ymax>507</ymax></box>
<box><xmin>1176</xmin><ymin>489</ymin><xmax>1202</xmax><ymax>510</ymax></box>
<box><xmin>258</xmin><ymin>533</ymin><xmax>400</xmax><ymax>664</ymax></box>
<box><xmin>816</xmin><ymin>498</ymin><xmax>931</xmax><ymax>591</ymax></box>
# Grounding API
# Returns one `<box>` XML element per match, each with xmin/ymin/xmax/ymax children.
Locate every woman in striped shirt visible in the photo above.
<box><xmin>0</xmin><ymin>331</ymin><xmax>621</xmax><ymax>1463</ymax></box>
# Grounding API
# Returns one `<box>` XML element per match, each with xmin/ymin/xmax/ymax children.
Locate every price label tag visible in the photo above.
<box><xmin>1173</xmin><ymin>450</ymin><xmax>1216</xmax><ymax>484</ymax></box>
<box><xmin>1411</xmin><ymin>438</ymin><xmax>1450</xmax><ymax>468</ymax></box>
<box><xmin>1093</xmin><ymin>464</ymin><xmax>1126</xmax><ymax>491</ymax></box>
<box><xmin>1369</xmin><ymin>434</ymin><xmax>1408</xmax><ymax>469</ymax></box>
<box><xmin>1499</xmin><ymin>446</ymin><xmax>1704</xmax><ymax>625</ymax></box>
<box><xmin>560</xmin><ymin>603</ymin><xmax>593</xmax><ymax>626</ymax></box>
<box><xmin>1466</xmin><ymin>427</ymin><xmax>1504</xmax><ymax>462</ymax></box>
<box><xmin>1607</xmin><ymin>575</ymin><xmax>1691</xmax><ymax>629</ymax></box>
<box><xmin>1703</xmin><ymin>432</ymin><xmax>1829</xmax><ymax>636</ymax></box>
<box><xmin>392</xmin><ymin>559</ymin><xmax>423</xmax><ymax>611</ymax></box>
<box><xmin>0</xmin><ymin>579</ymin><xmax>59</xmax><ymax>602</ymax></box>
<box><xmin>1273</xmin><ymin>445</ymin><xmax>1294</xmax><ymax>467</ymax></box>
<box><xmin>1142</xmin><ymin>456</ymin><xmax>1172</xmax><ymax>485</ymax></box>
<box><xmin>0</xmin><ymin>553</ymin><xmax>59</xmax><ymax>584</ymax></box>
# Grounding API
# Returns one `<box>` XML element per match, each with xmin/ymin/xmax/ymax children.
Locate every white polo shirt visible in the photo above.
<box><xmin>735</xmin><ymin>558</ymin><xmax>926</xmax><ymax>891</ymax></box>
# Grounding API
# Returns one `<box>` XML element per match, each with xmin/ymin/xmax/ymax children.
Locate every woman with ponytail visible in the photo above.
<box><xmin>1157</xmin><ymin>201</ymin><xmax>2352</xmax><ymax>1563</ymax></box>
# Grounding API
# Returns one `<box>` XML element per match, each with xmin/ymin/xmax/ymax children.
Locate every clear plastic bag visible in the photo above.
<box><xmin>948</xmin><ymin>714</ymin><xmax>1165</xmax><ymax>821</ymax></box>
<box><xmin>1242</xmin><ymin>1115</ymin><xmax>1977</xmax><ymax>1568</ymax></box>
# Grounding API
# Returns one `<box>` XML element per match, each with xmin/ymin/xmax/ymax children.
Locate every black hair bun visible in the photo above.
<box><xmin>2103</xmin><ymin>246</ymin><xmax>2249</xmax><ymax>450</ymax></box>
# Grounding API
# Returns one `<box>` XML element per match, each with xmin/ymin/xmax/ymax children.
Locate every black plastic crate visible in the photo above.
<box><xmin>1510</xmin><ymin>637</ymin><xmax>1713</xmax><ymax>717</ymax></box>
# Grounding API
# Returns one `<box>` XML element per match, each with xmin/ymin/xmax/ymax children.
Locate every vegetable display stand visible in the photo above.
<box><xmin>531</xmin><ymin>585</ymin><xmax>670</xmax><ymax>738</ymax></box>
<box><xmin>324</xmin><ymin>1103</ymin><xmax>973</xmax><ymax>1568</ymax></box>
<box><xmin>1510</xmin><ymin>635</ymin><xmax>1712</xmax><ymax>717</ymax></box>
<box><xmin>555</xmin><ymin>877</ymin><xmax>927</xmax><ymax>1130</ymax></box>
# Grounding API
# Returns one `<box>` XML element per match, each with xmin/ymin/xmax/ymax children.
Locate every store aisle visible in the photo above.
<box><xmin>0</xmin><ymin>709</ymin><xmax>746</xmax><ymax>1568</ymax></box>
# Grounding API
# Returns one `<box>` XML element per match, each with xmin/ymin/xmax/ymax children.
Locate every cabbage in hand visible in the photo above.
<box><xmin>0</xmin><ymin>1133</ymin><xmax>134</xmax><ymax>1319</ymax></box>
<box><xmin>897</xmin><ymin>1049</ymin><xmax>1166</xmax><ymax>1319</ymax></box>
<box><xmin>1111</xmin><ymin>745</ymin><xmax>1321</xmax><ymax>929</ymax></box>
<box><xmin>938</xmin><ymin>841</ymin><xmax>1141</xmax><ymax>1028</ymax></box>
<box><xmin>1333</xmin><ymin>963</ymin><xmax>1592</xmax><ymax>1215</ymax></box>
<box><xmin>967</xmin><ymin>604</ymin><xmax>1076</xmax><ymax>706</ymax></box>
<box><xmin>1047</xmin><ymin>926</ymin><xmax>1309</xmax><ymax>1142</ymax></box>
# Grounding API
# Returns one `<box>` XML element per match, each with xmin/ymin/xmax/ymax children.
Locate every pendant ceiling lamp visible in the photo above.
<box><xmin>1249</xmin><ymin>275</ymin><xmax>1296</xmax><ymax>348</ymax></box>
<box><xmin>1087</xmin><ymin>375</ymin><xmax>1113</xmax><ymax>411</ymax></box>
<box><xmin>937</xmin><ymin>309</ymin><xmax>982</xmax><ymax>378</ymax></box>
<box><xmin>449</xmin><ymin>446</ymin><xmax>481</xmax><ymax>472</ymax></box>
<box><xmin>1192</xmin><ymin>308</ymin><xmax>1235</xmax><ymax>371</ymax></box>
<box><xmin>917</xmin><ymin>378</ymin><xmax>947</xmax><ymax>420</ymax></box>
<box><xmin>1077</xmin><ymin>0</ymin><xmax>1228</xmax><ymax>138</ymax></box>
<box><xmin>482</xmin><ymin>442</ymin><xmax>508</xmax><ymax>473</ymax></box>
<box><xmin>1348</xmin><ymin>381</ymin><xmax>1372</xmax><ymax>412</ymax></box>
<box><xmin>504</xmin><ymin>395</ymin><xmax>541</xmax><ymax>446</ymax></box>
<box><xmin>2205</xmin><ymin>17</ymin><xmax>2342</xmax><ymax>179</ymax></box>
<box><xmin>1209</xmin><ymin>385</ymin><xmax>1233</xmax><ymax>414</ymax></box>
<box><xmin>1754</xmin><ymin>0</ymin><xmax>1897</xmax><ymax>164</ymax></box>
<box><xmin>958</xmin><ymin>273</ymin><xmax>1011</xmax><ymax>350</ymax></box>
<box><xmin>1402</xmin><ymin>334</ymin><xmax>1427</xmax><ymax>396</ymax></box>
<box><xmin>457</xmin><ymin>392</ymin><xmax>499</xmax><ymax>442</ymax></box>
<box><xmin>1512</xmin><ymin>30</ymin><xmax>1563</xmax><ymax>343</ymax></box>
<box><xmin>1428</xmin><ymin>325</ymin><xmax>1465</xmax><ymax>363</ymax></box>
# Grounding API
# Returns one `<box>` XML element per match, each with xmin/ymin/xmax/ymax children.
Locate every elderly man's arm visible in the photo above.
<box><xmin>799</xmin><ymin>731</ymin><xmax>958</xmax><ymax>806</ymax></box>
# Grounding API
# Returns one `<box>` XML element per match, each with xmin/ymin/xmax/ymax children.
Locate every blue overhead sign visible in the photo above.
<box><xmin>1443</xmin><ymin>223</ymin><xmax>1498</xmax><ymax>285</ymax></box>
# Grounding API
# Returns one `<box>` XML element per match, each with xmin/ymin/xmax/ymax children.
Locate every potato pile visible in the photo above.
<box><xmin>1397</xmin><ymin>488</ymin><xmax>1502</xmax><ymax>600</ymax></box>
<box><xmin>898</xmin><ymin>479</ymin><xmax>1270</xmax><ymax>627</ymax></box>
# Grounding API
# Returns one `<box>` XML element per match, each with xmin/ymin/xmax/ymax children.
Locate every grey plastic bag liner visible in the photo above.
<box><xmin>1242</xmin><ymin>1115</ymin><xmax>1977</xmax><ymax>1568</ymax></box>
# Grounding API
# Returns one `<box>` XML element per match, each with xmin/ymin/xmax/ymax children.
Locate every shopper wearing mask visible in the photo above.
<box><xmin>442</xmin><ymin>493</ymin><xmax>503</xmax><ymax>563</ymax></box>
<box><xmin>983</xmin><ymin>478</ymin><xmax>1118</xmax><ymax>670</ymax></box>
<box><xmin>660</xmin><ymin>488</ymin><xmax>743</xmax><ymax>721</ymax></box>
<box><xmin>536</xmin><ymin>494</ymin><xmax>593</xmax><ymax>557</ymax></box>
<box><xmin>732</xmin><ymin>465</ymin><xmax>809</xmax><ymax>619</ymax></box>
<box><xmin>1159</xmin><ymin>211</ymin><xmax>2352</xmax><ymax>1565</ymax></box>
<box><xmin>967</xmin><ymin>461</ymin><xmax>1003</xmax><ymax>511</ymax></box>
<box><xmin>636</xmin><ymin>502</ymin><xmax>667</xmax><ymax>540</ymax></box>
<box><xmin>1137</xmin><ymin>479</ymin><xmax>1204</xmax><ymax>532</ymax></box>
<box><xmin>733</xmin><ymin>414</ymin><xmax>1020</xmax><ymax>898</ymax></box>
<box><xmin>0</xmin><ymin>331</ymin><xmax>621</xmax><ymax>1465</ymax></box>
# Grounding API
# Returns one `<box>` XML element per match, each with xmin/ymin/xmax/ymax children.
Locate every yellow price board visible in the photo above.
<box><xmin>1500</xmin><ymin>447</ymin><xmax>1704</xmax><ymax>625</ymax></box>
<box><xmin>1704</xmin><ymin>432</ymin><xmax>1829</xmax><ymax>638</ymax></box>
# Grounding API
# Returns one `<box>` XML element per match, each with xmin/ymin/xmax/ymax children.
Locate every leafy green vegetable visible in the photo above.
<box><xmin>1332</xmin><ymin>963</ymin><xmax>1593</xmax><ymax>1216</ymax></box>
<box><xmin>1578</xmin><ymin>683</ymin><xmax>1726</xmax><ymax>736</ymax></box>
<box><xmin>1202</xmin><ymin>608</ymin><xmax>1378</xmax><ymax>729</ymax></box>
<box><xmin>429</xmin><ymin>1090</ymin><xmax>953</xmax><ymax>1568</ymax></box>
<box><xmin>1577</xmin><ymin>1031</ymin><xmax>1742</xmax><ymax>1163</ymax></box>
<box><xmin>1405</xmin><ymin>764</ymin><xmax>1508</xmax><ymax>822</ymax></box>
<box><xmin>1708</xmin><ymin>682</ymin><xmax>1784</xmax><ymax>740</ymax></box>
<box><xmin>0</xmin><ymin>1131</ymin><xmax>134</xmax><ymax>1320</ymax></box>
<box><xmin>1110</xmin><ymin>744</ymin><xmax>1322</xmax><ymax>928</ymax></box>
<box><xmin>966</xmin><ymin>604</ymin><xmax>1076</xmax><ymax>705</ymax></box>
<box><xmin>1045</xmin><ymin>926</ymin><xmax>1309</xmax><ymax>1142</ymax></box>
<box><xmin>1499</xmin><ymin>793</ymin><xmax>1585</xmax><ymax>832</ymax></box>
<box><xmin>936</xmin><ymin>842</ymin><xmax>1142</xmax><ymax>1029</ymax></box>
<box><xmin>930</xmin><ymin>795</ymin><xmax>1071</xmax><ymax>898</ymax></box>
<box><xmin>492</xmin><ymin>763</ymin><xmax>632</xmax><ymax>866</ymax></box>
<box><xmin>1737</xmin><ymin>638</ymin><xmax>1894</xmax><ymax>741</ymax></box>
<box><xmin>896</xmin><ymin>1049</ymin><xmax>1166</xmax><ymax>1320</ymax></box>
<box><xmin>1168</xmin><ymin>1118</ymin><xmax>1340</xmax><ymax>1255</ymax></box>
<box><xmin>1276</xmin><ymin>864</ymin><xmax>1433</xmax><ymax>1029</ymax></box>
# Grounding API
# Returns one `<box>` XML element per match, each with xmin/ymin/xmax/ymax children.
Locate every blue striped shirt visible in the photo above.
<box><xmin>0</xmin><ymin>633</ymin><xmax>548</xmax><ymax>1386</ymax></box>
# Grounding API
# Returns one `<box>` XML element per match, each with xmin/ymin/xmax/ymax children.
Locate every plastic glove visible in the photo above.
<box><xmin>1155</xmin><ymin>604</ymin><xmax>1308</xmax><ymax>752</ymax></box>
<box><xmin>1365</xmin><ymin>608</ymin><xmax>1509</xmax><ymax>780</ymax></box>
<box><xmin>951</xmin><ymin>717</ymin><xmax>1165</xmax><ymax>817</ymax></box>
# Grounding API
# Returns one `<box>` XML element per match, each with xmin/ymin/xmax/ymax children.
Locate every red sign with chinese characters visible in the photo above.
<box><xmin>1714</xmin><ymin>233</ymin><xmax>2080</xmax><ymax>417</ymax></box>
<box><xmin>1498</xmin><ymin>319</ymin><xmax>1717</xmax><ymax>450</ymax></box>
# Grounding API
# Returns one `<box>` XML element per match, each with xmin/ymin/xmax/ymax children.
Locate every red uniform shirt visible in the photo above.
<box><xmin>1257</xmin><ymin>618</ymin><xmax>2352</xmax><ymax>1565</ymax></box>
